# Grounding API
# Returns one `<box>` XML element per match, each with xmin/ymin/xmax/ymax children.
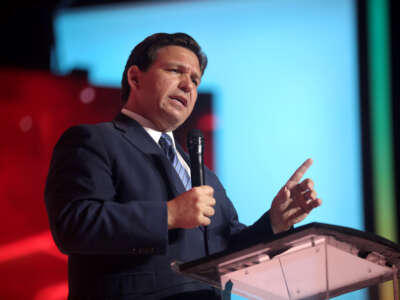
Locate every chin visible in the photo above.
<box><xmin>167</xmin><ymin>120</ymin><xmax>184</xmax><ymax>131</ymax></box>
<box><xmin>156</xmin><ymin>119</ymin><xmax>180</xmax><ymax>132</ymax></box>
<box><xmin>162</xmin><ymin>114</ymin><xmax>188</xmax><ymax>131</ymax></box>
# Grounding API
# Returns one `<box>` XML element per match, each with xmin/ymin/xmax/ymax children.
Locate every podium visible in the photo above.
<box><xmin>172</xmin><ymin>223</ymin><xmax>400</xmax><ymax>299</ymax></box>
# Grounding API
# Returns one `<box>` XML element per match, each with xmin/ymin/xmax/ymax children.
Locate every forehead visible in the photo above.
<box><xmin>153</xmin><ymin>46</ymin><xmax>201</xmax><ymax>74</ymax></box>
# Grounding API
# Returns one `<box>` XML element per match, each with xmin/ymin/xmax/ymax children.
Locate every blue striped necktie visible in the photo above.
<box><xmin>159</xmin><ymin>133</ymin><xmax>192</xmax><ymax>191</ymax></box>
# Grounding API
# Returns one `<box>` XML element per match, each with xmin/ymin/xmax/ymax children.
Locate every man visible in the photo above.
<box><xmin>45</xmin><ymin>33</ymin><xmax>321</xmax><ymax>300</ymax></box>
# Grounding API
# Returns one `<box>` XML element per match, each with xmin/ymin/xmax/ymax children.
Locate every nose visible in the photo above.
<box><xmin>178</xmin><ymin>74</ymin><xmax>195</xmax><ymax>93</ymax></box>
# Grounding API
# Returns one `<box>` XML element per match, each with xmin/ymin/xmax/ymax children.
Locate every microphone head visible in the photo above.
<box><xmin>187</xmin><ymin>129</ymin><xmax>205</xmax><ymax>187</ymax></box>
<box><xmin>188</xmin><ymin>128</ymin><xmax>203</xmax><ymax>139</ymax></box>
<box><xmin>187</xmin><ymin>129</ymin><xmax>204</xmax><ymax>150</ymax></box>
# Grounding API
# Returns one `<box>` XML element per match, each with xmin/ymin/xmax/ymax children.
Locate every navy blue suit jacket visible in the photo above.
<box><xmin>45</xmin><ymin>113</ymin><xmax>274</xmax><ymax>299</ymax></box>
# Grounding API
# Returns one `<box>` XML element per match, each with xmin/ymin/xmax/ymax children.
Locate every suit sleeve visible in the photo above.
<box><xmin>45</xmin><ymin>125</ymin><xmax>168</xmax><ymax>255</ymax></box>
<box><xmin>228</xmin><ymin>209</ymin><xmax>275</xmax><ymax>249</ymax></box>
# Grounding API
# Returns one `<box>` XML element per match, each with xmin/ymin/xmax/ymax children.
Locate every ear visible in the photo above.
<box><xmin>127</xmin><ymin>65</ymin><xmax>141</xmax><ymax>89</ymax></box>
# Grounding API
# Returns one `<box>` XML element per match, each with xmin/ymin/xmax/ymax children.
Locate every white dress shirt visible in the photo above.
<box><xmin>121</xmin><ymin>108</ymin><xmax>191</xmax><ymax>176</ymax></box>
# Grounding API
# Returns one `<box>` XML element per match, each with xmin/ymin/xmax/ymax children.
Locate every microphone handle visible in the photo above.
<box><xmin>190</xmin><ymin>148</ymin><xmax>205</xmax><ymax>187</ymax></box>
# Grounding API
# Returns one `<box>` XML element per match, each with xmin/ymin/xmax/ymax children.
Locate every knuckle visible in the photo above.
<box><xmin>195</xmin><ymin>202</ymin><xmax>202</xmax><ymax>210</ymax></box>
<box><xmin>307</xmin><ymin>179</ymin><xmax>314</xmax><ymax>188</ymax></box>
<box><xmin>193</xmin><ymin>186</ymin><xmax>202</xmax><ymax>195</ymax></box>
<box><xmin>196</xmin><ymin>214</ymin><xmax>203</xmax><ymax>223</ymax></box>
<box><xmin>207</xmin><ymin>186</ymin><xmax>214</xmax><ymax>195</ymax></box>
<box><xmin>210</xmin><ymin>197</ymin><xmax>216</xmax><ymax>206</ymax></box>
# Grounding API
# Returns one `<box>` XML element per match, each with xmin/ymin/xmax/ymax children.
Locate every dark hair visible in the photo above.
<box><xmin>121</xmin><ymin>32</ymin><xmax>208</xmax><ymax>103</ymax></box>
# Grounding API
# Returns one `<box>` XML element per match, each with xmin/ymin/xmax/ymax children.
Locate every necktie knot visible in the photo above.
<box><xmin>159</xmin><ymin>133</ymin><xmax>175</xmax><ymax>162</ymax></box>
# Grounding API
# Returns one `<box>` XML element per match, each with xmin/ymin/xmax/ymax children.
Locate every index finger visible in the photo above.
<box><xmin>285</xmin><ymin>158</ymin><xmax>313</xmax><ymax>189</ymax></box>
<box><xmin>191</xmin><ymin>185</ymin><xmax>214</xmax><ymax>196</ymax></box>
<box><xmin>202</xmin><ymin>185</ymin><xmax>214</xmax><ymax>195</ymax></box>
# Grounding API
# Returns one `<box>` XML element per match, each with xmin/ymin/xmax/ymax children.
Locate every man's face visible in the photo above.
<box><xmin>127</xmin><ymin>45</ymin><xmax>201</xmax><ymax>131</ymax></box>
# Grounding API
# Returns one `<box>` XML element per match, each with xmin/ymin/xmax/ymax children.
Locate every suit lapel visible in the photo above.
<box><xmin>112</xmin><ymin>113</ymin><xmax>186</xmax><ymax>198</ymax></box>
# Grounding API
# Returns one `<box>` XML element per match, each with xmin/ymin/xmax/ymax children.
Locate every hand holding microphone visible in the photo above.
<box><xmin>167</xmin><ymin>129</ymin><xmax>216</xmax><ymax>230</ymax></box>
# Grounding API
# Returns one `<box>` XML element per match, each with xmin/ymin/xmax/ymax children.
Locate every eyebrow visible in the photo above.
<box><xmin>163</xmin><ymin>62</ymin><xmax>201</xmax><ymax>81</ymax></box>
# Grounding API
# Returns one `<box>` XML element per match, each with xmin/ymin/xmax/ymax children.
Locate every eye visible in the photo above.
<box><xmin>192</xmin><ymin>78</ymin><xmax>199</xmax><ymax>86</ymax></box>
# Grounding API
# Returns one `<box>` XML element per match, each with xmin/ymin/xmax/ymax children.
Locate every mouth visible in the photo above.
<box><xmin>169</xmin><ymin>95</ymin><xmax>188</xmax><ymax>107</ymax></box>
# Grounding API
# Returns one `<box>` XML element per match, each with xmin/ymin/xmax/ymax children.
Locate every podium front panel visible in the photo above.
<box><xmin>218</xmin><ymin>236</ymin><xmax>392</xmax><ymax>299</ymax></box>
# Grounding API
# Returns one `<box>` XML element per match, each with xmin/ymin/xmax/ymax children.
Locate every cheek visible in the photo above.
<box><xmin>157</xmin><ymin>80</ymin><xmax>173</xmax><ymax>99</ymax></box>
<box><xmin>189</xmin><ymin>93</ymin><xmax>198</xmax><ymax>109</ymax></box>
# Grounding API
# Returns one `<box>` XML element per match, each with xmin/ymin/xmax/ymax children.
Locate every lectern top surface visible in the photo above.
<box><xmin>176</xmin><ymin>222</ymin><xmax>400</xmax><ymax>274</ymax></box>
<box><xmin>173</xmin><ymin>223</ymin><xmax>400</xmax><ymax>299</ymax></box>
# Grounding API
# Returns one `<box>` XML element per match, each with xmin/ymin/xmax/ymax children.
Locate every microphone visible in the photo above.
<box><xmin>187</xmin><ymin>129</ymin><xmax>205</xmax><ymax>187</ymax></box>
<box><xmin>187</xmin><ymin>129</ymin><xmax>210</xmax><ymax>256</ymax></box>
